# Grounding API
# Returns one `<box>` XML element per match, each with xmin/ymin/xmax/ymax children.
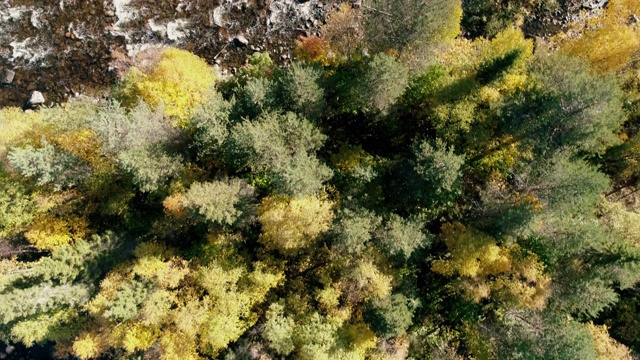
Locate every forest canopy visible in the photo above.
<box><xmin>1</xmin><ymin>0</ymin><xmax>640</xmax><ymax>359</ymax></box>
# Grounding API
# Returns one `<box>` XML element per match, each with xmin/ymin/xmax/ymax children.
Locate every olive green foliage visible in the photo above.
<box><xmin>186</xmin><ymin>91</ymin><xmax>233</xmax><ymax>160</ymax></box>
<box><xmin>501</xmin><ymin>54</ymin><xmax>625</xmax><ymax>155</ymax></box>
<box><xmin>362</xmin><ymin>53</ymin><xmax>409</xmax><ymax>114</ymax></box>
<box><xmin>118</xmin><ymin>146</ymin><xmax>183</xmax><ymax>193</ymax></box>
<box><xmin>225</xmin><ymin>111</ymin><xmax>332</xmax><ymax>195</ymax></box>
<box><xmin>378</xmin><ymin>214</ymin><xmax>429</xmax><ymax>258</ymax></box>
<box><xmin>181</xmin><ymin>179</ymin><xmax>254</xmax><ymax>226</ymax></box>
<box><xmin>8</xmin><ymin>141</ymin><xmax>90</xmax><ymax>190</ymax></box>
<box><xmin>330</xmin><ymin>208</ymin><xmax>381</xmax><ymax>256</ymax></box>
<box><xmin>488</xmin><ymin>313</ymin><xmax>599</xmax><ymax>360</ymax></box>
<box><xmin>365</xmin><ymin>294</ymin><xmax>415</xmax><ymax>337</ymax></box>
<box><xmin>275</xmin><ymin>63</ymin><xmax>326</xmax><ymax>120</ymax></box>
<box><xmin>415</xmin><ymin>139</ymin><xmax>464</xmax><ymax>196</ymax></box>
<box><xmin>363</xmin><ymin>0</ymin><xmax>461</xmax><ymax>57</ymax></box>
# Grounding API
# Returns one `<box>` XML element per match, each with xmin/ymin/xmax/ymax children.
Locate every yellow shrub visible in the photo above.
<box><xmin>258</xmin><ymin>194</ymin><xmax>334</xmax><ymax>254</ymax></box>
<box><xmin>557</xmin><ymin>0</ymin><xmax>640</xmax><ymax>73</ymax></box>
<box><xmin>121</xmin><ymin>323</ymin><xmax>159</xmax><ymax>353</ymax></box>
<box><xmin>432</xmin><ymin>223</ymin><xmax>551</xmax><ymax>309</ymax></box>
<box><xmin>118</xmin><ymin>48</ymin><xmax>217</xmax><ymax>127</ymax></box>
<box><xmin>587</xmin><ymin>322</ymin><xmax>633</xmax><ymax>360</ymax></box>
<box><xmin>72</xmin><ymin>333</ymin><xmax>102</xmax><ymax>360</ymax></box>
<box><xmin>24</xmin><ymin>215</ymin><xmax>87</xmax><ymax>250</ymax></box>
<box><xmin>0</xmin><ymin>107</ymin><xmax>42</xmax><ymax>157</ymax></box>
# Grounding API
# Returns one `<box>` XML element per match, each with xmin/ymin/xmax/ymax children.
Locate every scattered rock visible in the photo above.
<box><xmin>582</xmin><ymin>0</ymin><xmax>607</xmax><ymax>10</ymax></box>
<box><xmin>234</xmin><ymin>34</ymin><xmax>249</xmax><ymax>47</ymax></box>
<box><xmin>1</xmin><ymin>69</ymin><xmax>16</xmax><ymax>84</ymax></box>
<box><xmin>631</xmin><ymin>14</ymin><xmax>639</xmax><ymax>23</ymax></box>
<box><xmin>4</xmin><ymin>346</ymin><xmax>14</xmax><ymax>355</ymax></box>
<box><xmin>104</xmin><ymin>9</ymin><xmax>115</xmax><ymax>17</ymax></box>
<box><xmin>26</xmin><ymin>91</ymin><xmax>45</xmax><ymax>108</ymax></box>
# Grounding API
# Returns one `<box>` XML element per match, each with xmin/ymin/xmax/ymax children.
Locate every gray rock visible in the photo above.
<box><xmin>234</xmin><ymin>34</ymin><xmax>249</xmax><ymax>47</ymax></box>
<box><xmin>582</xmin><ymin>0</ymin><xmax>607</xmax><ymax>9</ymax></box>
<box><xmin>28</xmin><ymin>91</ymin><xmax>45</xmax><ymax>106</ymax></box>
<box><xmin>4</xmin><ymin>346</ymin><xmax>14</xmax><ymax>355</ymax></box>
<box><xmin>1</xmin><ymin>69</ymin><xmax>15</xmax><ymax>84</ymax></box>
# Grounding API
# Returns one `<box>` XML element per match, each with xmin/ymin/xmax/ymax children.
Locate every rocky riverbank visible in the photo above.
<box><xmin>0</xmin><ymin>0</ymin><xmax>334</xmax><ymax>108</ymax></box>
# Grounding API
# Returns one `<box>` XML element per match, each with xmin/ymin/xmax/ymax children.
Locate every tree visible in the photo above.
<box><xmin>116</xmin><ymin>48</ymin><xmax>218</xmax><ymax>127</ymax></box>
<box><xmin>414</xmin><ymin>139</ymin><xmax>464</xmax><ymax>197</ymax></box>
<box><xmin>365</xmin><ymin>294</ymin><xmax>415</xmax><ymax>337</ymax></box>
<box><xmin>432</xmin><ymin>223</ymin><xmax>551</xmax><ymax>309</ymax></box>
<box><xmin>587</xmin><ymin>322</ymin><xmax>633</xmax><ymax>360</ymax></box>
<box><xmin>0</xmin><ymin>233</ymin><xmax>119</xmax><ymax>347</ymax></box>
<box><xmin>500</xmin><ymin>54</ymin><xmax>625</xmax><ymax>155</ymax></box>
<box><xmin>363</xmin><ymin>0</ymin><xmax>461</xmax><ymax>60</ymax></box>
<box><xmin>0</xmin><ymin>175</ymin><xmax>35</xmax><ymax>238</ymax></box>
<box><xmin>189</xmin><ymin>91</ymin><xmax>233</xmax><ymax>161</ymax></box>
<box><xmin>377</xmin><ymin>214</ymin><xmax>430</xmax><ymax>259</ymax></box>
<box><xmin>557</xmin><ymin>0</ymin><xmax>640</xmax><ymax>73</ymax></box>
<box><xmin>258</xmin><ymin>194</ymin><xmax>334</xmax><ymax>254</ymax></box>
<box><xmin>225</xmin><ymin>111</ymin><xmax>332</xmax><ymax>195</ymax></box>
<box><xmin>117</xmin><ymin>146</ymin><xmax>183</xmax><ymax>193</ymax></box>
<box><xmin>262</xmin><ymin>302</ymin><xmax>296</xmax><ymax>355</ymax></box>
<box><xmin>89</xmin><ymin>101</ymin><xmax>179</xmax><ymax>157</ymax></box>
<box><xmin>180</xmin><ymin>179</ymin><xmax>255</xmax><ymax>226</ymax></box>
<box><xmin>485</xmin><ymin>312</ymin><xmax>599</xmax><ymax>360</ymax></box>
<box><xmin>330</xmin><ymin>207</ymin><xmax>381</xmax><ymax>256</ymax></box>
<box><xmin>8</xmin><ymin>141</ymin><xmax>90</xmax><ymax>190</ymax></box>
<box><xmin>361</xmin><ymin>53</ymin><xmax>409</xmax><ymax>114</ymax></box>
<box><xmin>275</xmin><ymin>63</ymin><xmax>326</xmax><ymax>120</ymax></box>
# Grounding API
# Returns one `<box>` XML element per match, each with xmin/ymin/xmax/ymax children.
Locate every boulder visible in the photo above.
<box><xmin>1</xmin><ymin>69</ymin><xmax>15</xmax><ymax>84</ymax></box>
<box><xmin>234</xmin><ymin>34</ymin><xmax>249</xmax><ymax>47</ymax></box>
<box><xmin>27</xmin><ymin>91</ymin><xmax>45</xmax><ymax>107</ymax></box>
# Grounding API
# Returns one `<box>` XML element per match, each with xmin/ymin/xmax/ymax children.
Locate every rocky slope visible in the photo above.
<box><xmin>0</xmin><ymin>0</ymin><xmax>332</xmax><ymax>108</ymax></box>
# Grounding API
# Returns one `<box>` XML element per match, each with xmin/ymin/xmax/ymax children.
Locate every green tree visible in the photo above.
<box><xmin>330</xmin><ymin>208</ymin><xmax>381</xmax><ymax>256</ymax></box>
<box><xmin>118</xmin><ymin>146</ymin><xmax>183</xmax><ymax>193</ymax></box>
<box><xmin>275</xmin><ymin>63</ymin><xmax>326</xmax><ymax>120</ymax></box>
<box><xmin>225</xmin><ymin>111</ymin><xmax>332</xmax><ymax>195</ymax></box>
<box><xmin>181</xmin><ymin>179</ymin><xmax>255</xmax><ymax>226</ymax></box>
<box><xmin>188</xmin><ymin>91</ymin><xmax>233</xmax><ymax>161</ymax></box>
<box><xmin>361</xmin><ymin>53</ymin><xmax>409</xmax><ymax>114</ymax></box>
<box><xmin>377</xmin><ymin>214</ymin><xmax>430</xmax><ymax>259</ymax></box>
<box><xmin>487</xmin><ymin>312</ymin><xmax>598</xmax><ymax>360</ymax></box>
<box><xmin>8</xmin><ymin>141</ymin><xmax>90</xmax><ymax>190</ymax></box>
<box><xmin>363</xmin><ymin>0</ymin><xmax>461</xmax><ymax>59</ymax></box>
<box><xmin>365</xmin><ymin>294</ymin><xmax>415</xmax><ymax>338</ymax></box>
<box><xmin>500</xmin><ymin>54</ymin><xmax>625</xmax><ymax>155</ymax></box>
<box><xmin>262</xmin><ymin>302</ymin><xmax>296</xmax><ymax>355</ymax></box>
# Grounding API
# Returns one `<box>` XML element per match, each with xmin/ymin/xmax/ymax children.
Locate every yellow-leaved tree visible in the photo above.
<box><xmin>258</xmin><ymin>194</ymin><xmax>335</xmax><ymax>255</ymax></box>
<box><xmin>69</xmin><ymin>242</ymin><xmax>283</xmax><ymax>360</ymax></box>
<box><xmin>587</xmin><ymin>322</ymin><xmax>633</xmax><ymax>360</ymax></box>
<box><xmin>556</xmin><ymin>0</ymin><xmax>640</xmax><ymax>73</ymax></box>
<box><xmin>432</xmin><ymin>223</ymin><xmax>551</xmax><ymax>310</ymax></box>
<box><xmin>117</xmin><ymin>48</ymin><xmax>217</xmax><ymax>127</ymax></box>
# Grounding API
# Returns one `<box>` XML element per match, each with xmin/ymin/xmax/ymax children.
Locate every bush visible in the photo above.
<box><xmin>117</xmin><ymin>48</ymin><xmax>217</xmax><ymax>127</ymax></box>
